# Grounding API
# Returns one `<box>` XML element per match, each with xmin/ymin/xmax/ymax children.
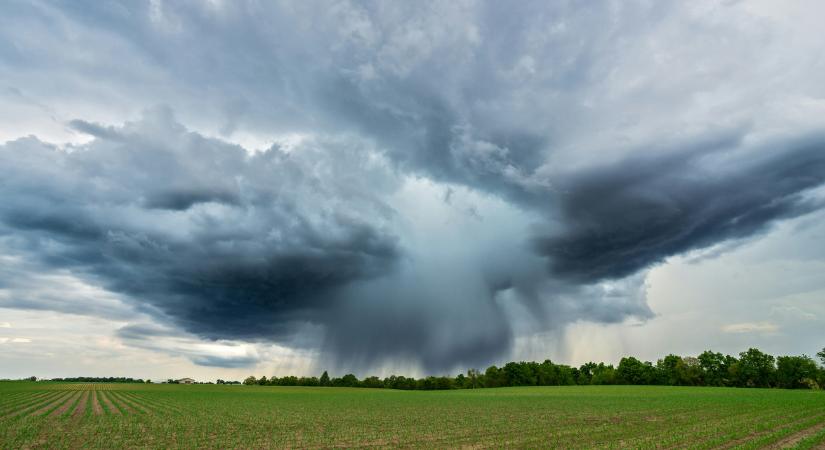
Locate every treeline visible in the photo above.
<box><xmin>244</xmin><ymin>347</ymin><xmax>825</xmax><ymax>391</ymax></box>
<box><xmin>48</xmin><ymin>377</ymin><xmax>147</xmax><ymax>383</ymax></box>
<box><xmin>164</xmin><ymin>379</ymin><xmax>241</xmax><ymax>384</ymax></box>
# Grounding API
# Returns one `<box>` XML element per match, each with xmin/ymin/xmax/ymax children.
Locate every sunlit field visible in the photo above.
<box><xmin>1</xmin><ymin>382</ymin><xmax>824</xmax><ymax>448</ymax></box>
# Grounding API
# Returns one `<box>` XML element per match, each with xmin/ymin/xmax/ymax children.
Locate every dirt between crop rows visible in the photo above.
<box><xmin>71</xmin><ymin>391</ymin><xmax>89</xmax><ymax>419</ymax></box>
<box><xmin>766</xmin><ymin>421</ymin><xmax>825</xmax><ymax>449</ymax></box>
<box><xmin>48</xmin><ymin>391</ymin><xmax>82</xmax><ymax>417</ymax></box>
<box><xmin>90</xmin><ymin>390</ymin><xmax>103</xmax><ymax>415</ymax></box>
<box><xmin>27</xmin><ymin>392</ymin><xmax>74</xmax><ymax>417</ymax></box>
<box><xmin>714</xmin><ymin>414</ymin><xmax>825</xmax><ymax>450</ymax></box>
<box><xmin>98</xmin><ymin>391</ymin><xmax>121</xmax><ymax>415</ymax></box>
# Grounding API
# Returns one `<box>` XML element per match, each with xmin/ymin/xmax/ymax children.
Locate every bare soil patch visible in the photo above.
<box><xmin>91</xmin><ymin>389</ymin><xmax>103</xmax><ymax>416</ymax></box>
<box><xmin>713</xmin><ymin>412</ymin><xmax>825</xmax><ymax>450</ymax></box>
<box><xmin>27</xmin><ymin>391</ymin><xmax>74</xmax><ymax>417</ymax></box>
<box><xmin>111</xmin><ymin>392</ymin><xmax>150</xmax><ymax>414</ymax></box>
<box><xmin>121</xmin><ymin>392</ymin><xmax>183</xmax><ymax>414</ymax></box>
<box><xmin>6</xmin><ymin>392</ymin><xmax>66</xmax><ymax>418</ymax></box>
<box><xmin>107</xmin><ymin>392</ymin><xmax>134</xmax><ymax>414</ymax></box>
<box><xmin>766</xmin><ymin>421</ymin><xmax>825</xmax><ymax>449</ymax></box>
<box><xmin>49</xmin><ymin>391</ymin><xmax>82</xmax><ymax>417</ymax></box>
<box><xmin>71</xmin><ymin>391</ymin><xmax>90</xmax><ymax>419</ymax></box>
<box><xmin>98</xmin><ymin>391</ymin><xmax>121</xmax><ymax>415</ymax></box>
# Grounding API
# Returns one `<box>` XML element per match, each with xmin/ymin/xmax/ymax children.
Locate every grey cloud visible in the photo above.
<box><xmin>0</xmin><ymin>109</ymin><xmax>401</xmax><ymax>344</ymax></box>
<box><xmin>116</xmin><ymin>323</ymin><xmax>262</xmax><ymax>368</ymax></box>
<box><xmin>189</xmin><ymin>354</ymin><xmax>260</xmax><ymax>369</ymax></box>
<box><xmin>533</xmin><ymin>134</ymin><xmax>825</xmax><ymax>283</ymax></box>
<box><xmin>68</xmin><ymin>119</ymin><xmax>124</xmax><ymax>141</ymax></box>
<box><xmin>116</xmin><ymin>323</ymin><xmax>178</xmax><ymax>341</ymax></box>
<box><xmin>3</xmin><ymin>1</ymin><xmax>825</xmax><ymax>373</ymax></box>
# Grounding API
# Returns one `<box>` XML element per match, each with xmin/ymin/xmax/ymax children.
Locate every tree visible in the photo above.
<box><xmin>817</xmin><ymin>348</ymin><xmax>825</xmax><ymax>366</ymax></box>
<box><xmin>658</xmin><ymin>355</ymin><xmax>702</xmax><ymax>386</ymax></box>
<box><xmin>617</xmin><ymin>357</ymin><xmax>656</xmax><ymax>385</ymax></box>
<box><xmin>776</xmin><ymin>355</ymin><xmax>819</xmax><ymax>389</ymax></box>
<box><xmin>484</xmin><ymin>366</ymin><xmax>505</xmax><ymax>388</ymax></box>
<box><xmin>340</xmin><ymin>374</ymin><xmax>359</xmax><ymax>387</ymax></box>
<box><xmin>243</xmin><ymin>376</ymin><xmax>257</xmax><ymax>385</ymax></box>
<box><xmin>737</xmin><ymin>348</ymin><xmax>776</xmax><ymax>388</ymax></box>
<box><xmin>590</xmin><ymin>363</ymin><xmax>616</xmax><ymax>385</ymax></box>
<box><xmin>504</xmin><ymin>362</ymin><xmax>536</xmax><ymax>386</ymax></box>
<box><xmin>467</xmin><ymin>369</ymin><xmax>480</xmax><ymax>388</ymax></box>
<box><xmin>657</xmin><ymin>354</ymin><xmax>683</xmax><ymax>385</ymax></box>
<box><xmin>320</xmin><ymin>371</ymin><xmax>330</xmax><ymax>387</ymax></box>
<box><xmin>362</xmin><ymin>376</ymin><xmax>383</xmax><ymax>388</ymax></box>
<box><xmin>698</xmin><ymin>351</ymin><xmax>732</xmax><ymax>386</ymax></box>
<box><xmin>257</xmin><ymin>376</ymin><xmax>268</xmax><ymax>386</ymax></box>
<box><xmin>578</xmin><ymin>362</ymin><xmax>598</xmax><ymax>385</ymax></box>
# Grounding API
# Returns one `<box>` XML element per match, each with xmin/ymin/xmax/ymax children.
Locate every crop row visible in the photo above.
<box><xmin>1</xmin><ymin>384</ymin><xmax>824</xmax><ymax>448</ymax></box>
<box><xmin>0</xmin><ymin>387</ymin><xmax>162</xmax><ymax>419</ymax></box>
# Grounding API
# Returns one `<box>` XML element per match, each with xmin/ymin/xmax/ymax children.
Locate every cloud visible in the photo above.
<box><xmin>722</xmin><ymin>322</ymin><xmax>779</xmax><ymax>334</ymax></box>
<box><xmin>0</xmin><ymin>112</ymin><xmax>657</xmax><ymax>373</ymax></box>
<box><xmin>0</xmin><ymin>337</ymin><xmax>31</xmax><ymax>344</ymax></box>
<box><xmin>115</xmin><ymin>322</ymin><xmax>304</xmax><ymax>369</ymax></box>
<box><xmin>0</xmin><ymin>109</ymin><xmax>401</xmax><ymax>344</ymax></box>
<box><xmin>2</xmin><ymin>1</ymin><xmax>825</xmax><ymax>374</ymax></box>
<box><xmin>532</xmin><ymin>132</ymin><xmax>825</xmax><ymax>283</ymax></box>
<box><xmin>0</xmin><ymin>322</ymin><xmax>10</xmax><ymax>328</ymax></box>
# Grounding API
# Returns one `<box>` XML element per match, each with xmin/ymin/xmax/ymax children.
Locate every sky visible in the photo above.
<box><xmin>1</xmin><ymin>0</ymin><xmax>824</xmax><ymax>381</ymax></box>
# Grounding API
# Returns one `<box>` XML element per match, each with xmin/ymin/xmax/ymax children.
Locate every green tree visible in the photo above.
<box><xmin>737</xmin><ymin>348</ymin><xmax>776</xmax><ymax>388</ymax></box>
<box><xmin>257</xmin><ymin>376</ymin><xmax>268</xmax><ymax>386</ymax></box>
<box><xmin>657</xmin><ymin>354</ymin><xmax>683</xmax><ymax>385</ymax></box>
<box><xmin>617</xmin><ymin>357</ymin><xmax>657</xmax><ymax>385</ymax></box>
<box><xmin>243</xmin><ymin>376</ymin><xmax>257</xmax><ymax>385</ymax></box>
<box><xmin>362</xmin><ymin>376</ymin><xmax>383</xmax><ymax>388</ymax></box>
<box><xmin>483</xmin><ymin>366</ymin><xmax>505</xmax><ymax>388</ymax></box>
<box><xmin>467</xmin><ymin>369</ymin><xmax>481</xmax><ymax>388</ymax></box>
<box><xmin>340</xmin><ymin>374</ymin><xmax>359</xmax><ymax>387</ymax></box>
<box><xmin>658</xmin><ymin>355</ymin><xmax>702</xmax><ymax>386</ymax></box>
<box><xmin>319</xmin><ymin>371</ymin><xmax>330</xmax><ymax>387</ymax></box>
<box><xmin>590</xmin><ymin>363</ymin><xmax>616</xmax><ymax>385</ymax></box>
<box><xmin>698</xmin><ymin>351</ymin><xmax>732</xmax><ymax>386</ymax></box>
<box><xmin>776</xmin><ymin>355</ymin><xmax>819</xmax><ymax>389</ymax></box>
<box><xmin>578</xmin><ymin>362</ymin><xmax>598</xmax><ymax>385</ymax></box>
<box><xmin>504</xmin><ymin>362</ymin><xmax>536</xmax><ymax>386</ymax></box>
<box><xmin>817</xmin><ymin>348</ymin><xmax>825</xmax><ymax>366</ymax></box>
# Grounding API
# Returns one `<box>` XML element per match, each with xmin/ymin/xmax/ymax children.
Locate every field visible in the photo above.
<box><xmin>1</xmin><ymin>382</ymin><xmax>824</xmax><ymax>449</ymax></box>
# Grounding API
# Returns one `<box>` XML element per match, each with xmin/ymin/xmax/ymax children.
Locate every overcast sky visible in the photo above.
<box><xmin>1</xmin><ymin>0</ymin><xmax>824</xmax><ymax>381</ymax></box>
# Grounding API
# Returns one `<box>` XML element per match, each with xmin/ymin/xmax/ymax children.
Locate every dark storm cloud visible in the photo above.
<box><xmin>3</xmin><ymin>0</ymin><xmax>825</xmax><ymax>373</ymax></box>
<box><xmin>0</xmin><ymin>109</ymin><xmax>401</xmax><ymax>344</ymax></box>
<box><xmin>533</xmin><ymin>134</ymin><xmax>825</xmax><ymax>283</ymax></box>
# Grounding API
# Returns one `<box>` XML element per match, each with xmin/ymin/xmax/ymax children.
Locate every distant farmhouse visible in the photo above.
<box><xmin>177</xmin><ymin>378</ymin><xmax>195</xmax><ymax>384</ymax></box>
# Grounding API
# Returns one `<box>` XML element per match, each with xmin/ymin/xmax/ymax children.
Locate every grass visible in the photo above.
<box><xmin>1</xmin><ymin>382</ymin><xmax>824</xmax><ymax>448</ymax></box>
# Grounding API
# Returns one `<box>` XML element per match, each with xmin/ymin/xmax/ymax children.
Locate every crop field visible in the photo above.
<box><xmin>1</xmin><ymin>383</ymin><xmax>824</xmax><ymax>449</ymax></box>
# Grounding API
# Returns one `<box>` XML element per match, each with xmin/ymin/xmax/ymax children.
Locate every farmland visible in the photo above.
<box><xmin>1</xmin><ymin>382</ymin><xmax>824</xmax><ymax>448</ymax></box>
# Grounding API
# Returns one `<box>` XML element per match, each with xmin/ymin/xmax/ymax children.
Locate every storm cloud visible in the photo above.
<box><xmin>0</xmin><ymin>109</ymin><xmax>401</xmax><ymax>343</ymax></box>
<box><xmin>2</xmin><ymin>1</ymin><xmax>825</xmax><ymax>373</ymax></box>
<box><xmin>534</xmin><ymin>133</ymin><xmax>825</xmax><ymax>283</ymax></box>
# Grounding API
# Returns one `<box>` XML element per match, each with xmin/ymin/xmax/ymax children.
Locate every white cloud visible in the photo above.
<box><xmin>0</xmin><ymin>337</ymin><xmax>31</xmax><ymax>344</ymax></box>
<box><xmin>721</xmin><ymin>322</ymin><xmax>779</xmax><ymax>334</ymax></box>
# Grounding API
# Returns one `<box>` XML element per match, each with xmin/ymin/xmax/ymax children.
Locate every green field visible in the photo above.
<box><xmin>1</xmin><ymin>382</ymin><xmax>824</xmax><ymax>448</ymax></box>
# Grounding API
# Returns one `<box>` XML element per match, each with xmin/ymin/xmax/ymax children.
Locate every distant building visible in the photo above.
<box><xmin>177</xmin><ymin>378</ymin><xmax>195</xmax><ymax>384</ymax></box>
